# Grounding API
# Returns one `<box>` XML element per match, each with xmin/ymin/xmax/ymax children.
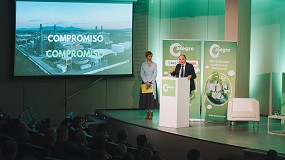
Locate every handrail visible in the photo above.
<box><xmin>64</xmin><ymin>77</ymin><xmax>104</xmax><ymax>108</ymax></box>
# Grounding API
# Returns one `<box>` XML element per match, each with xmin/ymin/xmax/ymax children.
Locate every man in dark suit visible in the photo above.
<box><xmin>170</xmin><ymin>54</ymin><xmax>196</xmax><ymax>93</ymax></box>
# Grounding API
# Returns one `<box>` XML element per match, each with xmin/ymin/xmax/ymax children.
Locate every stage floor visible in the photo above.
<box><xmin>97</xmin><ymin>109</ymin><xmax>285</xmax><ymax>155</ymax></box>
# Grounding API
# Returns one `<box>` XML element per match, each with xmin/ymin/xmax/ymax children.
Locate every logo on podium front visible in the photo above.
<box><xmin>162</xmin><ymin>79</ymin><xmax>176</xmax><ymax>97</ymax></box>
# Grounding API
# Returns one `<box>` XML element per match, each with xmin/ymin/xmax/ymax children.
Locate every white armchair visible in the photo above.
<box><xmin>227</xmin><ymin>98</ymin><xmax>260</xmax><ymax>123</ymax></box>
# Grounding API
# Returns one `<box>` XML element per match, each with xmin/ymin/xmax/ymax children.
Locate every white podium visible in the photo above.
<box><xmin>159</xmin><ymin>77</ymin><xmax>190</xmax><ymax>128</ymax></box>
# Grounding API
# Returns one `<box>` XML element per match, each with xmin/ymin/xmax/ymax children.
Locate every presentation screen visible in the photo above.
<box><xmin>14</xmin><ymin>0</ymin><xmax>133</xmax><ymax>76</ymax></box>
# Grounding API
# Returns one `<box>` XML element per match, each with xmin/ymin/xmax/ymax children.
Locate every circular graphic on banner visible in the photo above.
<box><xmin>204</xmin><ymin>71</ymin><xmax>231</xmax><ymax>106</ymax></box>
<box><xmin>206</xmin><ymin>105</ymin><xmax>212</xmax><ymax>110</ymax></box>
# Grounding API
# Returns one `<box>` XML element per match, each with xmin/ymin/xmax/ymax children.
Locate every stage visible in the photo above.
<box><xmin>89</xmin><ymin>109</ymin><xmax>285</xmax><ymax>160</ymax></box>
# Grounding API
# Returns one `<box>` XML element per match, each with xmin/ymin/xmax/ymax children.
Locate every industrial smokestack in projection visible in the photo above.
<box><xmin>39</xmin><ymin>24</ymin><xmax>43</xmax><ymax>56</ymax></box>
<box><xmin>54</xmin><ymin>24</ymin><xmax>57</xmax><ymax>49</ymax></box>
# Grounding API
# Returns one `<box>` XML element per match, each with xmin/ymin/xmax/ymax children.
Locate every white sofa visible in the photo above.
<box><xmin>227</xmin><ymin>98</ymin><xmax>260</xmax><ymax>122</ymax></box>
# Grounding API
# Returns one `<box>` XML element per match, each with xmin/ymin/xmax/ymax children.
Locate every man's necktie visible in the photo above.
<box><xmin>181</xmin><ymin>65</ymin><xmax>184</xmax><ymax>77</ymax></box>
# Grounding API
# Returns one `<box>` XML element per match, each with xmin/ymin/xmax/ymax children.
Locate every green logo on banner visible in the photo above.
<box><xmin>162</xmin><ymin>79</ymin><xmax>176</xmax><ymax>97</ymax></box>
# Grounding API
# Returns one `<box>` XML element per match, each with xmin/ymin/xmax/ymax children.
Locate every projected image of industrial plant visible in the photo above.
<box><xmin>15</xmin><ymin>24</ymin><xmax>132</xmax><ymax>76</ymax></box>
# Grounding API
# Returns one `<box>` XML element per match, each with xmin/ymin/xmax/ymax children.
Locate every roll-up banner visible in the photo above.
<box><xmin>202</xmin><ymin>41</ymin><xmax>237</xmax><ymax>122</ymax></box>
<box><xmin>162</xmin><ymin>39</ymin><xmax>201</xmax><ymax>119</ymax></box>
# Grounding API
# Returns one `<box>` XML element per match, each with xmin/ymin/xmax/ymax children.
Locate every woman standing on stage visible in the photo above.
<box><xmin>140</xmin><ymin>51</ymin><xmax>157</xmax><ymax>120</ymax></box>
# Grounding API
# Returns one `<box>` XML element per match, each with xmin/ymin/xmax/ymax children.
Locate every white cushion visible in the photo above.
<box><xmin>232</xmin><ymin>98</ymin><xmax>255</xmax><ymax>112</ymax></box>
<box><xmin>232</xmin><ymin>112</ymin><xmax>256</xmax><ymax>118</ymax></box>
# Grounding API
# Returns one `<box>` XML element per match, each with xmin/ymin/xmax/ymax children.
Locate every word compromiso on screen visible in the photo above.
<box><xmin>14</xmin><ymin>0</ymin><xmax>133</xmax><ymax>76</ymax></box>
